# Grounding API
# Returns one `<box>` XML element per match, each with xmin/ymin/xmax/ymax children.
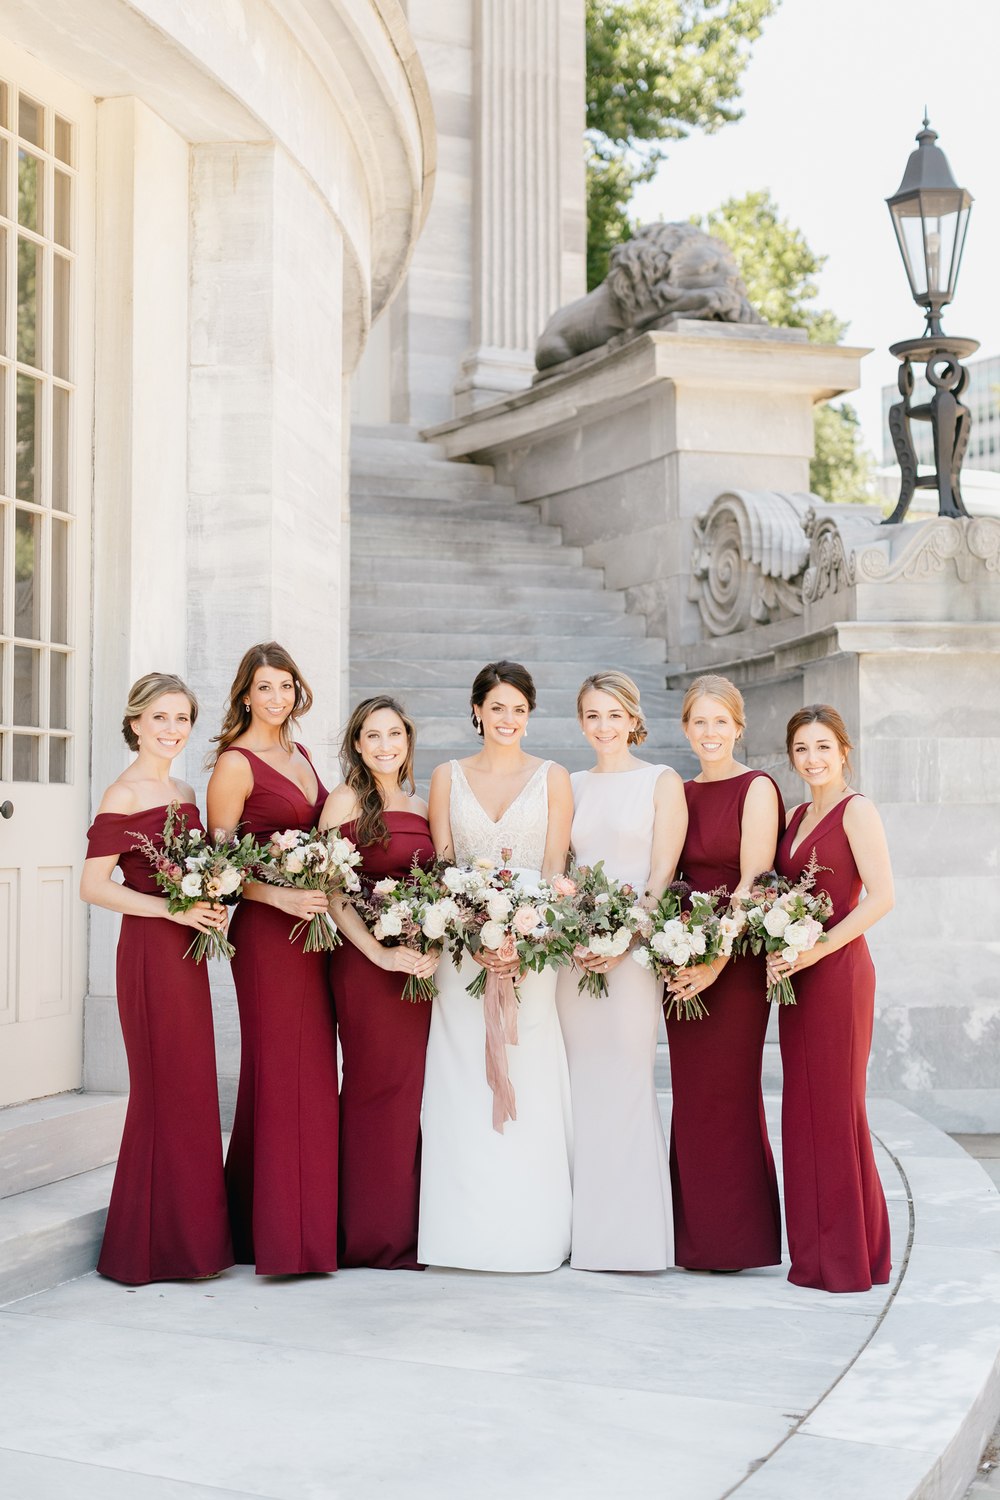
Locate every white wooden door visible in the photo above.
<box><xmin>0</xmin><ymin>42</ymin><xmax>94</xmax><ymax>1106</ymax></box>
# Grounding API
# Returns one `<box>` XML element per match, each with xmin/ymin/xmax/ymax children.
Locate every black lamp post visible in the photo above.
<box><xmin>883</xmin><ymin>117</ymin><xmax>977</xmax><ymax>525</ymax></box>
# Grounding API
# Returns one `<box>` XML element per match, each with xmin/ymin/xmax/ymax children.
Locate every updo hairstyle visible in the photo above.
<box><xmin>469</xmin><ymin>660</ymin><xmax>537</xmax><ymax>736</ymax></box>
<box><xmin>576</xmin><ymin>670</ymin><xmax>648</xmax><ymax>745</ymax></box>
<box><xmin>122</xmin><ymin>672</ymin><xmax>198</xmax><ymax>751</ymax></box>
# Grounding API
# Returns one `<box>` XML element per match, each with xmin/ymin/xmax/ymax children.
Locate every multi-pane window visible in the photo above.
<box><xmin>0</xmin><ymin>81</ymin><xmax>75</xmax><ymax>782</ymax></box>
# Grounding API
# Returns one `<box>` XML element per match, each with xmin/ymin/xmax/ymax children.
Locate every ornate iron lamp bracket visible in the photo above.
<box><xmin>883</xmin><ymin>334</ymin><xmax>979</xmax><ymax>525</ymax></box>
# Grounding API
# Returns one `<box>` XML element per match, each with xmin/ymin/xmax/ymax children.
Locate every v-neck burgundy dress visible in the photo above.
<box><xmin>328</xmin><ymin>812</ymin><xmax>435</xmax><ymax>1269</ymax></box>
<box><xmin>223</xmin><ymin>745</ymin><xmax>340</xmax><ymax>1274</ymax></box>
<box><xmin>666</xmin><ymin>771</ymin><xmax>783</xmax><ymax>1270</ymax></box>
<box><xmin>776</xmin><ymin>795</ymin><xmax>891</xmax><ymax>1292</ymax></box>
<box><xmin>85</xmin><ymin>803</ymin><xmax>233</xmax><ymax>1284</ymax></box>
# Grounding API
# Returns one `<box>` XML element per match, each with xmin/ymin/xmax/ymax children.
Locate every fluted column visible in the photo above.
<box><xmin>454</xmin><ymin>0</ymin><xmax>586</xmax><ymax>414</ymax></box>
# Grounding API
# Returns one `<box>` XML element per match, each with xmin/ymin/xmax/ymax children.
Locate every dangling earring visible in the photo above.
<box><xmin>243</xmin><ymin>701</ymin><xmax>250</xmax><ymax>714</ymax></box>
<box><xmin>522</xmin><ymin>725</ymin><xmax>527</xmax><ymax>740</ymax></box>
<box><xmin>474</xmin><ymin>716</ymin><xmax>482</xmax><ymax>737</ymax></box>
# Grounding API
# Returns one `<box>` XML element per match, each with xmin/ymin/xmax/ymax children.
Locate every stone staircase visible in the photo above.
<box><xmin>0</xmin><ymin>1091</ymin><xmax>125</xmax><ymax>1305</ymax></box>
<box><xmin>349</xmin><ymin>424</ymin><xmax>696</xmax><ymax>783</ymax></box>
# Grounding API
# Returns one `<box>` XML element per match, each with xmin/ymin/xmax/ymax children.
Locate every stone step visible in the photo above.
<box><xmin>350</xmin><ymin>658</ymin><xmax>669</xmax><ymax>691</ymax></box>
<box><xmin>0</xmin><ymin>1161</ymin><xmax>113</xmax><ymax>1306</ymax></box>
<box><xmin>414</xmin><ymin>746</ymin><xmax>699</xmax><ymax>780</ymax></box>
<box><xmin>351</xmin><ymin>474</ymin><xmax>515</xmax><ymax>502</ymax></box>
<box><xmin>352</xmin><ymin>685</ymin><xmax>679</xmax><ymax>719</ymax></box>
<box><xmin>351</xmin><ymin>603</ymin><xmax>639</xmax><ymax>633</ymax></box>
<box><xmin>350</xmin><ymin>451</ymin><xmax>496</xmax><ymax>484</ymax></box>
<box><xmin>352</xmin><ymin>580</ymin><xmax>619</xmax><ymax>611</ymax></box>
<box><xmin>351</xmin><ymin>535</ymin><xmax>582</xmax><ymax>567</ymax></box>
<box><xmin>352</xmin><ymin>515</ymin><xmax>563</xmax><ymax>547</ymax></box>
<box><xmin>350</xmin><ymin>630</ymin><xmax>665</xmax><ymax>661</ymax></box>
<box><xmin>0</xmin><ymin>1092</ymin><xmax>126</xmax><ymax>1200</ymax></box>
<box><xmin>353</xmin><ymin>493</ymin><xmax>542</xmax><ymax>523</ymax></box>
<box><xmin>352</xmin><ymin>431</ymin><xmax>448</xmax><ymax>461</ymax></box>
<box><xmin>352</xmin><ymin>422</ymin><xmax>429</xmax><ymax>445</ymax></box>
<box><xmin>409</xmin><ymin>714</ymin><xmax>689</xmax><ymax>748</ymax></box>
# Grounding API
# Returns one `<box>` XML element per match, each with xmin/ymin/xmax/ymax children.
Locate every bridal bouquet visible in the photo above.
<box><xmin>737</xmin><ymin>852</ymin><xmax>834</xmax><ymax>1005</ymax></box>
<box><xmin>130</xmin><ymin>803</ymin><xmax>260</xmax><ymax>963</ymax></box>
<box><xmin>547</xmin><ymin>862</ymin><xmax>652</xmax><ymax>997</ymax></box>
<box><xmin>352</xmin><ymin>860</ymin><xmax>459</xmax><ymax>1002</ymax></box>
<box><xmin>439</xmin><ymin>850</ymin><xmax>571</xmax><ymax>997</ymax></box>
<box><xmin>257</xmin><ymin>827</ymin><xmax>363</xmax><ymax>953</ymax></box>
<box><xmin>634</xmin><ymin>881</ymin><xmax>745</xmax><ymax>1021</ymax></box>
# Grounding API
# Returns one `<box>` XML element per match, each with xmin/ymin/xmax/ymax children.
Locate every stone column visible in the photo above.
<box><xmin>452</xmin><ymin>0</ymin><xmax>586</xmax><ymax>414</ymax></box>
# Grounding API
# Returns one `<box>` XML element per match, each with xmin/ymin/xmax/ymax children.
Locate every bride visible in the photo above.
<box><xmin>418</xmin><ymin>661</ymin><xmax>574</xmax><ymax>1272</ymax></box>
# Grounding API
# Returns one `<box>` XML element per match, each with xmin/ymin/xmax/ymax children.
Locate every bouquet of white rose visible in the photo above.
<box><xmin>352</xmin><ymin>860</ymin><xmax>459</xmax><ymax>1002</ymax></box>
<box><xmin>736</xmin><ymin>852</ymin><xmax>834</xmax><ymax>1004</ymax></box>
<box><xmin>257</xmin><ymin>827</ymin><xmax>363</xmax><ymax>953</ymax></box>
<box><xmin>130</xmin><ymin>803</ymin><xmax>260</xmax><ymax>963</ymax></box>
<box><xmin>634</xmin><ymin>881</ymin><xmax>745</xmax><ymax>1021</ymax></box>
<box><xmin>545</xmin><ymin>861</ymin><xmax>651</xmax><ymax>997</ymax></box>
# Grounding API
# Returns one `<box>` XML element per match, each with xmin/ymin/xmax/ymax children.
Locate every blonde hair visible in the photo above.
<box><xmin>681</xmin><ymin>675</ymin><xmax>746</xmax><ymax>738</ymax></box>
<box><xmin>576</xmin><ymin>671</ymin><xmax>648</xmax><ymax>746</ymax></box>
<box><xmin>123</xmin><ymin>673</ymin><xmax>198</xmax><ymax>751</ymax></box>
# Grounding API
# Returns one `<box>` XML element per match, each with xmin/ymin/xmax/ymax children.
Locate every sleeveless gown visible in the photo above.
<box><xmin>666</xmin><ymin>771</ymin><xmax>783</xmax><ymax>1270</ymax></box>
<box><xmin>556</xmin><ymin>764</ymin><xmax>673</xmax><ymax>1271</ymax></box>
<box><xmin>86</xmin><ymin>804</ymin><xmax>233</xmax><ymax>1284</ymax></box>
<box><xmin>418</xmin><ymin>760</ymin><xmax>573</xmax><ymax>1272</ymax></box>
<box><xmin>776</xmin><ymin>795</ymin><xmax>892</xmax><ymax>1292</ymax></box>
<box><xmin>329</xmin><ymin>811</ymin><xmax>435</xmax><ymax>1269</ymax></box>
<box><xmin>223</xmin><ymin>745</ymin><xmax>340</xmax><ymax>1275</ymax></box>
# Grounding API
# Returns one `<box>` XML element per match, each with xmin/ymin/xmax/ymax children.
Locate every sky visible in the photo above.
<box><xmin>632</xmin><ymin>0</ymin><xmax>1000</xmax><ymax>463</ymax></box>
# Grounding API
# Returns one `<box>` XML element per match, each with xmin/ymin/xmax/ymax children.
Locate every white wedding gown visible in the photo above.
<box><xmin>418</xmin><ymin>759</ymin><xmax>573</xmax><ymax>1272</ymax></box>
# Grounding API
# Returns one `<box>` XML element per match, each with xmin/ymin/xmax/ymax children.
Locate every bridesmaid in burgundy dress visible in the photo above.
<box><xmin>665</xmin><ymin>674</ymin><xmax>783</xmax><ymax>1271</ymax></box>
<box><xmin>207</xmin><ymin>642</ymin><xmax>339</xmax><ymax>1275</ymax></box>
<box><xmin>80</xmin><ymin>672</ymin><xmax>232</xmax><ymax>1284</ymax></box>
<box><xmin>770</xmin><ymin>705</ymin><xmax>894</xmax><ymax>1292</ymax></box>
<box><xmin>323</xmin><ymin>697</ymin><xmax>439</xmax><ymax>1269</ymax></box>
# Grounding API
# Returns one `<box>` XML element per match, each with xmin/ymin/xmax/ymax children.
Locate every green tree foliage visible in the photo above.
<box><xmin>694</xmin><ymin>190</ymin><xmax>876</xmax><ymax>504</ymax></box>
<box><xmin>585</xmin><ymin>0</ymin><xmax>777</xmax><ymax>287</ymax></box>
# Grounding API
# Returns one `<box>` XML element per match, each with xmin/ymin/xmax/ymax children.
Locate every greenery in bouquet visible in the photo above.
<box><xmin>438</xmin><ymin>849</ymin><xmax>574</xmax><ymax>999</ymax></box>
<box><xmin>545</xmin><ymin>861</ymin><xmax>652</xmax><ymax>997</ymax></box>
<box><xmin>351</xmin><ymin>858</ymin><xmax>460</xmax><ymax>1002</ymax></box>
<box><xmin>634</xmin><ymin>881</ymin><xmax>745</xmax><ymax>1021</ymax></box>
<box><xmin>737</xmin><ymin>851</ymin><xmax>834</xmax><ymax>1005</ymax></box>
<box><xmin>130</xmin><ymin>802</ymin><xmax>260</xmax><ymax>963</ymax></box>
<box><xmin>257</xmin><ymin>826</ymin><xmax>363</xmax><ymax>953</ymax></box>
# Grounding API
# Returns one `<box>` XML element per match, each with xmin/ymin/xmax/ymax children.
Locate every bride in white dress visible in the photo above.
<box><xmin>418</xmin><ymin>661</ymin><xmax>574</xmax><ymax>1272</ymax></box>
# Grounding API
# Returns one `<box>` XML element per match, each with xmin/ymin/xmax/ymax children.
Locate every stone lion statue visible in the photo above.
<box><xmin>535</xmin><ymin>221</ymin><xmax>765</xmax><ymax>371</ymax></box>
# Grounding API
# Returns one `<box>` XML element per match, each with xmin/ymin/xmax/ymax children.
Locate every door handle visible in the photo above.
<box><xmin>0</xmin><ymin>801</ymin><xmax>13</xmax><ymax>819</ymax></box>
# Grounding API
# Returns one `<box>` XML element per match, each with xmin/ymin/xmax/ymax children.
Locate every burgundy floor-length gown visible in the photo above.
<box><xmin>223</xmin><ymin>746</ymin><xmax>340</xmax><ymax>1275</ymax></box>
<box><xmin>666</xmin><ymin>771</ymin><xmax>783</xmax><ymax>1270</ymax></box>
<box><xmin>86</xmin><ymin>804</ymin><xmax>233</xmax><ymax>1285</ymax></box>
<box><xmin>329</xmin><ymin>812</ymin><xmax>435</xmax><ymax>1269</ymax></box>
<box><xmin>776</xmin><ymin>795</ymin><xmax>892</xmax><ymax>1292</ymax></box>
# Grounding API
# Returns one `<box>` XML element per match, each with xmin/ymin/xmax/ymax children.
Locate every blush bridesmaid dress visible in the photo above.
<box><xmin>222</xmin><ymin>745</ymin><xmax>340</xmax><ymax>1275</ymax></box>
<box><xmin>776</xmin><ymin>794</ymin><xmax>892</xmax><ymax>1292</ymax></box>
<box><xmin>666</xmin><ymin>771</ymin><xmax>783</xmax><ymax>1270</ymax></box>
<box><xmin>86</xmin><ymin>804</ymin><xmax>233</xmax><ymax>1284</ymax></box>
<box><xmin>329</xmin><ymin>811</ymin><xmax>435</xmax><ymax>1269</ymax></box>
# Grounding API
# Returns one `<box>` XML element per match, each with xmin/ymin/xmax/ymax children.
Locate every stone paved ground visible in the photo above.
<box><xmin>957</xmin><ymin>1136</ymin><xmax>1000</xmax><ymax>1498</ymax></box>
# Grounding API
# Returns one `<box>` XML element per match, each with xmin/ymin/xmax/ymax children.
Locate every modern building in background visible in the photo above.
<box><xmin>881</xmin><ymin>351</ymin><xmax>1000</xmax><ymax>470</ymax></box>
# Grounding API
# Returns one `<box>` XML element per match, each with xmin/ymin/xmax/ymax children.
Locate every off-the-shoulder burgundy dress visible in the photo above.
<box><xmin>329</xmin><ymin>811</ymin><xmax>435</xmax><ymax>1269</ymax></box>
<box><xmin>665</xmin><ymin>770</ymin><xmax>783</xmax><ymax>1270</ymax></box>
<box><xmin>776</xmin><ymin>794</ymin><xmax>891</xmax><ymax>1292</ymax></box>
<box><xmin>86</xmin><ymin>804</ymin><xmax>233</xmax><ymax>1284</ymax></box>
<box><xmin>223</xmin><ymin>746</ymin><xmax>340</xmax><ymax>1274</ymax></box>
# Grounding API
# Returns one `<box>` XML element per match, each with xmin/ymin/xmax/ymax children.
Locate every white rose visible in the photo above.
<box><xmin>763</xmin><ymin>906</ymin><xmax>791</xmax><ymax>938</ymax></box>
<box><xmin>781</xmin><ymin>919</ymin><xmax>814</xmax><ymax>951</ymax></box>
<box><xmin>588</xmin><ymin>934</ymin><xmax>614</xmax><ymax>957</ymax></box>
<box><xmin>180</xmin><ymin>873</ymin><xmax>203</xmax><ymax>898</ymax></box>
<box><xmin>219</xmin><ymin>867</ymin><xmax>242</xmax><ymax>896</ymax></box>
<box><xmin>781</xmin><ymin>944</ymin><xmax>799</xmax><ymax>965</ymax></box>
<box><xmin>609</xmin><ymin>927</ymin><xmax>632</xmax><ymax>956</ymax></box>
<box><xmin>649</xmin><ymin>931</ymin><xmax>671</xmax><ymax>957</ymax></box>
<box><xmin>670</xmin><ymin>942</ymin><xmax>693</xmax><ymax>967</ymax></box>
<box><xmin>632</xmin><ymin>946</ymin><xmax>652</xmax><ymax>968</ymax></box>
<box><xmin>442</xmin><ymin>867</ymin><xmax>466</xmax><ymax>893</ymax></box>
<box><xmin>421</xmin><ymin>905</ymin><xmax>448</xmax><ymax>941</ymax></box>
<box><xmin>379</xmin><ymin>909</ymin><xmax>404</xmax><ymax>937</ymax></box>
<box><xmin>185</xmin><ymin>856</ymin><xmax>202</xmax><ymax>872</ymax></box>
<box><xmin>687</xmin><ymin>926</ymin><xmax>708</xmax><ymax>957</ymax></box>
<box><xmin>479</xmin><ymin>920</ymin><xmax>506</xmax><ymax>951</ymax></box>
<box><xmin>284</xmin><ymin>852</ymin><xmax>305</xmax><ymax>875</ymax></box>
<box><xmin>373</xmin><ymin>878</ymin><xmax>397</xmax><ymax>896</ymax></box>
<box><xmin>487</xmin><ymin>894</ymin><xmax>513</xmax><ymax>923</ymax></box>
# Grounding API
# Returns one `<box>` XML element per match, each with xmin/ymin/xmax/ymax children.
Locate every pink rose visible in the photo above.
<box><xmin>497</xmin><ymin>933</ymin><xmax>518</xmax><ymax>964</ymax></box>
<box><xmin>551</xmin><ymin>875</ymin><xmax>578</xmax><ymax>897</ymax></box>
<box><xmin>513</xmin><ymin>904</ymin><xmax>540</xmax><ymax>935</ymax></box>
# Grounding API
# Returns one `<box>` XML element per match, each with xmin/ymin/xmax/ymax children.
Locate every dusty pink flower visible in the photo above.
<box><xmin>497</xmin><ymin>932</ymin><xmax>518</xmax><ymax>964</ymax></box>
<box><xmin>513</xmin><ymin>904</ymin><xmax>541</xmax><ymax>935</ymax></box>
<box><xmin>551</xmin><ymin>874</ymin><xmax>578</xmax><ymax>897</ymax></box>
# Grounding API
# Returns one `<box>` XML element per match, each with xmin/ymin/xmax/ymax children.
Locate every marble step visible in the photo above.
<box><xmin>352</xmin><ymin>536</ymin><xmax>582</xmax><ymax>568</ymax></box>
<box><xmin>353</xmin><ymin>558</ymin><xmax>602</xmax><ymax>590</ymax></box>
<box><xmin>353</xmin><ymin>492</ymin><xmax>542</xmax><ymax>523</ymax></box>
<box><xmin>352</xmin><ymin>580</ymin><xmax>618</xmax><ymax>611</ymax></box>
<box><xmin>352</xmin><ymin>429</ymin><xmax>447</xmax><ymax>460</ymax></box>
<box><xmin>352</xmin><ymin>422</ymin><xmax>431</xmax><ymax>446</ymax></box>
<box><xmin>350</xmin><ymin>658</ymin><xmax>668</xmax><ymax>690</ymax></box>
<box><xmin>0</xmin><ymin>1092</ymin><xmax>125</xmax><ymax>1200</ymax></box>
<box><xmin>0</xmin><ymin>1161</ymin><xmax>113</xmax><ymax>1306</ymax></box>
<box><xmin>351</xmin><ymin>603</ymin><xmax>639</xmax><ymax>633</ymax></box>
<box><xmin>352</xmin><ymin>515</ymin><xmax>562</xmax><ymax>547</ymax></box>
<box><xmin>350</xmin><ymin>451</ymin><xmax>496</xmax><ymax>483</ymax></box>
<box><xmin>352</xmin><ymin>684</ymin><xmax>679</xmax><ymax>718</ymax></box>
<box><xmin>350</xmin><ymin>630</ymin><xmax>664</xmax><ymax>661</ymax></box>
<box><xmin>351</xmin><ymin>473</ymin><xmax>515</xmax><ymax>502</ymax></box>
<box><xmin>409</xmin><ymin>714</ymin><xmax>689</xmax><ymax>748</ymax></box>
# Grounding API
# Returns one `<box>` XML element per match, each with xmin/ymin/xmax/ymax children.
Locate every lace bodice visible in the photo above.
<box><xmin>449</xmin><ymin>759</ymin><xmax>551</xmax><ymax>871</ymax></box>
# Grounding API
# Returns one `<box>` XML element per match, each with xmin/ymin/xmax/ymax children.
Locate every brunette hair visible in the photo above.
<box><xmin>209</xmin><ymin>642</ymin><xmax>313</xmax><ymax>763</ymax></box>
<box><xmin>785</xmin><ymin>704</ymin><xmax>854</xmax><ymax>781</ymax></box>
<box><xmin>681</xmin><ymin>674</ymin><xmax>746</xmax><ymax>739</ymax></box>
<box><xmin>340</xmin><ymin>696</ymin><xmax>417</xmax><ymax>848</ymax></box>
<box><xmin>122</xmin><ymin>672</ymin><xmax>198</xmax><ymax>751</ymax></box>
<box><xmin>469</xmin><ymin>660</ymin><xmax>536</xmax><ymax>736</ymax></box>
<box><xmin>576</xmin><ymin>670</ymin><xmax>648</xmax><ymax>745</ymax></box>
